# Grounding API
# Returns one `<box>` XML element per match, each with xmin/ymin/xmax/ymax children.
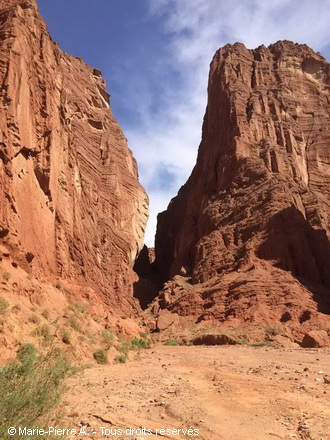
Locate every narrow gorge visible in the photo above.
<box><xmin>1</xmin><ymin>0</ymin><xmax>330</xmax><ymax>361</ymax></box>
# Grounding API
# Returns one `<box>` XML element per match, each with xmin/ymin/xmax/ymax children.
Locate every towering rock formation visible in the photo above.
<box><xmin>155</xmin><ymin>41</ymin><xmax>330</xmax><ymax>328</ymax></box>
<box><xmin>0</xmin><ymin>0</ymin><xmax>148</xmax><ymax>314</ymax></box>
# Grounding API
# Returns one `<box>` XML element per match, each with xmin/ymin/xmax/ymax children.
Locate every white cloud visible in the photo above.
<box><xmin>128</xmin><ymin>0</ymin><xmax>330</xmax><ymax>246</ymax></box>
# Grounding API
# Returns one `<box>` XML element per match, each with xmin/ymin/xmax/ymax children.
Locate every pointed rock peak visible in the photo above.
<box><xmin>154</xmin><ymin>41</ymin><xmax>330</xmax><ymax>332</ymax></box>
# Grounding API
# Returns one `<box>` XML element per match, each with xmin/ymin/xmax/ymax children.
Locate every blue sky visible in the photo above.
<box><xmin>37</xmin><ymin>0</ymin><xmax>330</xmax><ymax>246</ymax></box>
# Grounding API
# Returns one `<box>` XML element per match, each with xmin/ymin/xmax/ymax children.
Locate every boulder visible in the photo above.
<box><xmin>156</xmin><ymin>310</ymin><xmax>179</xmax><ymax>331</ymax></box>
<box><xmin>301</xmin><ymin>331</ymin><xmax>330</xmax><ymax>348</ymax></box>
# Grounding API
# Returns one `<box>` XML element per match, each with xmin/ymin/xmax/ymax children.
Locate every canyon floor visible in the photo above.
<box><xmin>63</xmin><ymin>345</ymin><xmax>330</xmax><ymax>440</ymax></box>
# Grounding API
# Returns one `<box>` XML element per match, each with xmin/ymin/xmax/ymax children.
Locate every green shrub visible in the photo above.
<box><xmin>28</xmin><ymin>313</ymin><xmax>40</xmax><ymax>325</ymax></box>
<box><xmin>33</xmin><ymin>324</ymin><xmax>52</xmax><ymax>345</ymax></box>
<box><xmin>251</xmin><ymin>342</ymin><xmax>273</xmax><ymax>347</ymax></box>
<box><xmin>118</xmin><ymin>341</ymin><xmax>131</xmax><ymax>356</ymax></box>
<box><xmin>114</xmin><ymin>354</ymin><xmax>127</xmax><ymax>364</ymax></box>
<box><xmin>117</xmin><ymin>332</ymin><xmax>125</xmax><ymax>343</ymax></box>
<box><xmin>102</xmin><ymin>329</ymin><xmax>115</xmax><ymax>348</ymax></box>
<box><xmin>0</xmin><ymin>344</ymin><xmax>76</xmax><ymax>440</ymax></box>
<box><xmin>0</xmin><ymin>297</ymin><xmax>9</xmax><ymax>315</ymax></box>
<box><xmin>131</xmin><ymin>337</ymin><xmax>151</xmax><ymax>350</ymax></box>
<box><xmin>69</xmin><ymin>302</ymin><xmax>85</xmax><ymax>314</ymax></box>
<box><xmin>236</xmin><ymin>338</ymin><xmax>249</xmax><ymax>345</ymax></box>
<box><xmin>93</xmin><ymin>349</ymin><xmax>108</xmax><ymax>365</ymax></box>
<box><xmin>69</xmin><ymin>315</ymin><xmax>83</xmax><ymax>333</ymax></box>
<box><xmin>265</xmin><ymin>327</ymin><xmax>279</xmax><ymax>336</ymax></box>
<box><xmin>163</xmin><ymin>339</ymin><xmax>180</xmax><ymax>346</ymax></box>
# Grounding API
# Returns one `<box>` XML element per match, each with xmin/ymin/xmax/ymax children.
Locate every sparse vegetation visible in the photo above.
<box><xmin>41</xmin><ymin>308</ymin><xmax>50</xmax><ymax>320</ymax></box>
<box><xmin>69</xmin><ymin>301</ymin><xmax>85</xmax><ymax>314</ymax></box>
<box><xmin>131</xmin><ymin>336</ymin><xmax>152</xmax><ymax>349</ymax></box>
<box><xmin>93</xmin><ymin>349</ymin><xmax>108</xmax><ymax>365</ymax></box>
<box><xmin>114</xmin><ymin>354</ymin><xmax>127</xmax><ymax>364</ymax></box>
<box><xmin>118</xmin><ymin>341</ymin><xmax>131</xmax><ymax>357</ymax></box>
<box><xmin>2</xmin><ymin>271</ymin><xmax>10</xmax><ymax>282</ymax></box>
<box><xmin>28</xmin><ymin>313</ymin><xmax>41</xmax><ymax>325</ymax></box>
<box><xmin>69</xmin><ymin>315</ymin><xmax>83</xmax><ymax>333</ymax></box>
<box><xmin>12</xmin><ymin>304</ymin><xmax>21</xmax><ymax>313</ymax></box>
<box><xmin>54</xmin><ymin>281</ymin><xmax>63</xmax><ymax>290</ymax></box>
<box><xmin>101</xmin><ymin>329</ymin><xmax>115</xmax><ymax>348</ymax></box>
<box><xmin>265</xmin><ymin>327</ymin><xmax>279</xmax><ymax>336</ymax></box>
<box><xmin>61</xmin><ymin>328</ymin><xmax>71</xmax><ymax>345</ymax></box>
<box><xmin>236</xmin><ymin>338</ymin><xmax>249</xmax><ymax>345</ymax></box>
<box><xmin>251</xmin><ymin>342</ymin><xmax>273</xmax><ymax>347</ymax></box>
<box><xmin>163</xmin><ymin>339</ymin><xmax>180</xmax><ymax>346</ymax></box>
<box><xmin>113</xmin><ymin>333</ymin><xmax>152</xmax><ymax>363</ymax></box>
<box><xmin>0</xmin><ymin>297</ymin><xmax>9</xmax><ymax>315</ymax></box>
<box><xmin>0</xmin><ymin>343</ymin><xmax>76</xmax><ymax>440</ymax></box>
<box><xmin>117</xmin><ymin>332</ymin><xmax>125</xmax><ymax>342</ymax></box>
<box><xmin>33</xmin><ymin>324</ymin><xmax>52</xmax><ymax>345</ymax></box>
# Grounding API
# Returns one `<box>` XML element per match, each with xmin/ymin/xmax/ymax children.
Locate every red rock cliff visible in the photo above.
<box><xmin>155</xmin><ymin>41</ymin><xmax>330</xmax><ymax>326</ymax></box>
<box><xmin>0</xmin><ymin>0</ymin><xmax>148</xmax><ymax>314</ymax></box>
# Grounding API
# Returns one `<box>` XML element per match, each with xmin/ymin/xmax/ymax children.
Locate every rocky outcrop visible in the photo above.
<box><xmin>155</xmin><ymin>41</ymin><xmax>330</xmax><ymax>329</ymax></box>
<box><xmin>0</xmin><ymin>0</ymin><xmax>148</xmax><ymax>315</ymax></box>
<box><xmin>301</xmin><ymin>330</ymin><xmax>330</xmax><ymax>348</ymax></box>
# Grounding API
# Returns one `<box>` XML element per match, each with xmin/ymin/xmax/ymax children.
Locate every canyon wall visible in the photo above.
<box><xmin>0</xmin><ymin>0</ymin><xmax>148</xmax><ymax>315</ymax></box>
<box><xmin>155</xmin><ymin>41</ymin><xmax>330</xmax><ymax>328</ymax></box>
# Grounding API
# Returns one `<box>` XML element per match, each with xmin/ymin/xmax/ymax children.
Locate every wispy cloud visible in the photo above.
<box><xmin>127</xmin><ymin>0</ymin><xmax>330</xmax><ymax>246</ymax></box>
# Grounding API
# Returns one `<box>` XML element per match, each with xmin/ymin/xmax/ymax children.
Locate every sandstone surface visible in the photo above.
<box><xmin>156</xmin><ymin>309</ymin><xmax>179</xmax><ymax>331</ymax></box>
<box><xmin>155</xmin><ymin>41</ymin><xmax>330</xmax><ymax>332</ymax></box>
<box><xmin>0</xmin><ymin>0</ymin><xmax>148</xmax><ymax>316</ymax></box>
<box><xmin>301</xmin><ymin>330</ymin><xmax>330</xmax><ymax>348</ymax></box>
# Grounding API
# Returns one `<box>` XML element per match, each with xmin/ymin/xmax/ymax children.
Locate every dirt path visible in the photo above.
<box><xmin>63</xmin><ymin>346</ymin><xmax>330</xmax><ymax>440</ymax></box>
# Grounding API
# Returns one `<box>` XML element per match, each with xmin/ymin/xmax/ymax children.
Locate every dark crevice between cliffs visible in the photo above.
<box><xmin>133</xmin><ymin>245</ymin><xmax>162</xmax><ymax>310</ymax></box>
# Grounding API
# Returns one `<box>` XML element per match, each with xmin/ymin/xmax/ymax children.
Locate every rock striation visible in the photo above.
<box><xmin>155</xmin><ymin>41</ymin><xmax>330</xmax><ymax>330</ymax></box>
<box><xmin>0</xmin><ymin>0</ymin><xmax>148</xmax><ymax>315</ymax></box>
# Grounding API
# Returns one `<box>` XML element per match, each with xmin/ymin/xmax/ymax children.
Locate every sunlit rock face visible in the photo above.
<box><xmin>155</xmin><ymin>41</ymin><xmax>330</xmax><ymax>327</ymax></box>
<box><xmin>0</xmin><ymin>0</ymin><xmax>148</xmax><ymax>314</ymax></box>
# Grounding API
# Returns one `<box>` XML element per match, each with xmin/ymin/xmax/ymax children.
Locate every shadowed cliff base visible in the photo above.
<box><xmin>258</xmin><ymin>206</ymin><xmax>330</xmax><ymax>314</ymax></box>
<box><xmin>133</xmin><ymin>245</ymin><xmax>161</xmax><ymax>310</ymax></box>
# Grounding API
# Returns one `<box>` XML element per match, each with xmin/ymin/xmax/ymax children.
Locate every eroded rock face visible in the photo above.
<box><xmin>155</xmin><ymin>41</ymin><xmax>330</xmax><ymax>328</ymax></box>
<box><xmin>301</xmin><ymin>330</ymin><xmax>330</xmax><ymax>348</ymax></box>
<box><xmin>0</xmin><ymin>0</ymin><xmax>148</xmax><ymax>314</ymax></box>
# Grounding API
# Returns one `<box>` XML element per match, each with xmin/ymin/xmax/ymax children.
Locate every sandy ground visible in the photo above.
<box><xmin>63</xmin><ymin>345</ymin><xmax>330</xmax><ymax>440</ymax></box>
